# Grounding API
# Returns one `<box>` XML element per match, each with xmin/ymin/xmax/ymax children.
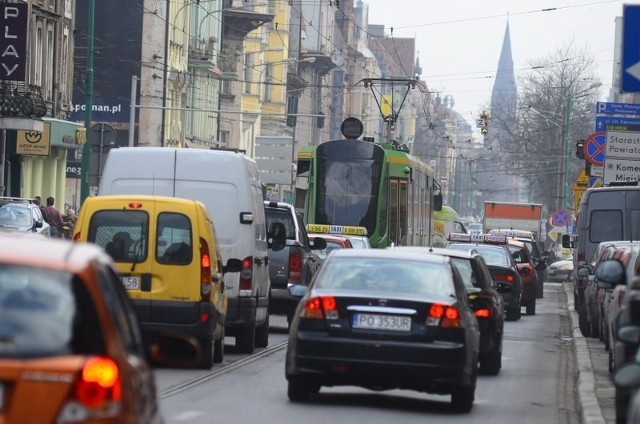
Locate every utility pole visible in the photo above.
<box><xmin>80</xmin><ymin>0</ymin><xmax>95</xmax><ymax>203</ymax></box>
<box><xmin>563</xmin><ymin>96</ymin><xmax>572</xmax><ymax>211</ymax></box>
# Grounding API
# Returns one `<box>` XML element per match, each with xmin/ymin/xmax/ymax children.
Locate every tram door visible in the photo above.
<box><xmin>389</xmin><ymin>179</ymin><xmax>408</xmax><ymax>246</ymax></box>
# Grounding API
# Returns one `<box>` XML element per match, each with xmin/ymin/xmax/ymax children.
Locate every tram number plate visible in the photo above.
<box><xmin>121</xmin><ymin>275</ymin><xmax>140</xmax><ymax>290</ymax></box>
<box><xmin>352</xmin><ymin>313</ymin><xmax>411</xmax><ymax>331</ymax></box>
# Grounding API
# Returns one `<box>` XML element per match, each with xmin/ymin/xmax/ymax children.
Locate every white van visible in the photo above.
<box><xmin>98</xmin><ymin>147</ymin><xmax>270</xmax><ymax>354</ymax></box>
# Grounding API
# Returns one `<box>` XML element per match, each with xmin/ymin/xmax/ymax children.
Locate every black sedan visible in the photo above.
<box><xmin>447</xmin><ymin>235</ymin><xmax>523</xmax><ymax>321</ymax></box>
<box><xmin>285</xmin><ymin>249</ymin><xmax>480</xmax><ymax>412</ymax></box>
<box><xmin>393</xmin><ymin>246</ymin><xmax>505</xmax><ymax>375</ymax></box>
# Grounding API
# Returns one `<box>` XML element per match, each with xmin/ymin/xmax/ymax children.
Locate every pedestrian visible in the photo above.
<box><xmin>42</xmin><ymin>196</ymin><xmax>64</xmax><ymax>238</ymax></box>
<box><xmin>62</xmin><ymin>208</ymin><xmax>76</xmax><ymax>239</ymax></box>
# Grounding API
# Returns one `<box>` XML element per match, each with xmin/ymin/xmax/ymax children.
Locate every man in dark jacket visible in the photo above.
<box><xmin>42</xmin><ymin>196</ymin><xmax>64</xmax><ymax>238</ymax></box>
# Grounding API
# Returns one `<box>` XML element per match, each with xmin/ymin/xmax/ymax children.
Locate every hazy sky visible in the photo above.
<box><xmin>364</xmin><ymin>0</ymin><xmax>639</xmax><ymax>128</ymax></box>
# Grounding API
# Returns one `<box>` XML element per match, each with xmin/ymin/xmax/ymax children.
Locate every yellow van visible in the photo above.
<box><xmin>72</xmin><ymin>195</ymin><xmax>242</xmax><ymax>369</ymax></box>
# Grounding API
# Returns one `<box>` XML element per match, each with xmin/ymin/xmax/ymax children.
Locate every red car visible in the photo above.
<box><xmin>506</xmin><ymin>238</ymin><xmax>539</xmax><ymax>316</ymax></box>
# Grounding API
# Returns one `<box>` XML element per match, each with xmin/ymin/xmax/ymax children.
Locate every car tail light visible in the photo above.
<box><xmin>57</xmin><ymin>357</ymin><xmax>122</xmax><ymax>422</ymax></box>
<box><xmin>289</xmin><ymin>251</ymin><xmax>302</xmax><ymax>281</ymax></box>
<box><xmin>200</xmin><ymin>237</ymin><xmax>212</xmax><ymax>302</ymax></box>
<box><xmin>302</xmin><ymin>296</ymin><xmax>338</xmax><ymax>319</ymax></box>
<box><xmin>475</xmin><ymin>308</ymin><xmax>492</xmax><ymax>318</ymax></box>
<box><xmin>72</xmin><ymin>232</ymin><xmax>81</xmax><ymax>242</ymax></box>
<box><xmin>492</xmin><ymin>271</ymin><xmax>515</xmax><ymax>283</ymax></box>
<box><xmin>239</xmin><ymin>257</ymin><xmax>253</xmax><ymax>292</ymax></box>
<box><xmin>520</xmin><ymin>266</ymin><xmax>532</xmax><ymax>276</ymax></box>
<box><xmin>427</xmin><ymin>303</ymin><xmax>461</xmax><ymax>327</ymax></box>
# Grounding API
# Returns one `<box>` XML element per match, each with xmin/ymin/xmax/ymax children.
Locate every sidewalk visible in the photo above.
<box><xmin>565</xmin><ymin>282</ymin><xmax>616</xmax><ymax>424</ymax></box>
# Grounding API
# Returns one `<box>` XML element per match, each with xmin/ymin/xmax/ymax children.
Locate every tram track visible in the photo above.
<box><xmin>158</xmin><ymin>341</ymin><xmax>288</xmax><ymax>399</ymax></box>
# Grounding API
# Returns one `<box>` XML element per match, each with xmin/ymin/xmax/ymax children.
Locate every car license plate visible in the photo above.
<box><xmin>121</xmin><ymin>275</ymin><xmax>140</xmax><ymax>290</ymax></box>
<box><xmin>352</xmin><ymin>313</ymin><xmax>411</xmax><ymax>331</ymax></box>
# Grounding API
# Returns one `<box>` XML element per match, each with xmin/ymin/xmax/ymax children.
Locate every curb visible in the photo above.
<box><xmin>564</xmin><ymin>282</ymin><xmax>606</xmax><ymax>424</ymax></box>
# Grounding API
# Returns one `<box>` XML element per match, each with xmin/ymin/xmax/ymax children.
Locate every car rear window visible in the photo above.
<box><xmin>314</xmin><ymin>257</ymin><xmax>455</xmax><ymax>297</ymax></box>
<box><xmin>157</xmin><ymin>212</ymin><xmax>193</xmax><ymax>265</ymax></box>
<box><xmin>447</xmin><ymin>244</ymin><xmax>509</xmax><ymax>266</ymax></box>
<box><xmin>89</xmin><ymin>210</ymin><xmax>149</xmax><ymax>262</ymax></box>
<box><xmin>0</xmin><ymin>264</ymin><xmax>105</xmax><ymax>358</ymax></box>
<box><xmin>265</xmin><ymin>208</ymin><xmax>296</xmax><ymax>240</ymax></box>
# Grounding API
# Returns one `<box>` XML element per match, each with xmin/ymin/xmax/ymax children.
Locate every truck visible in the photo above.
<box><xmin>483</xmin><ymin>201</ymin><xmax>543</xmax><ymax>241</ymax></box>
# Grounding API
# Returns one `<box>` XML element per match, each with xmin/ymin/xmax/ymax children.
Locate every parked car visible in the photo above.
<box><xmin>547</xmin><ymin>257</ymin><xmax>574</xmax><ymax>282</ymax></box>
<box><xmin>612</xmin><ymin>324</ymin><xmax>640</xmax><ymax>424</ymax></box>
<box><xmin>264</xmin><ymin>201</ymin><xmax>326</xmax><ymax>325</ymax></box>
<box><xmin>392</xmin><ymin>246</ymin><xmax>505</xmax><ymax>375</ymax></box>
<box><xmin>0</xmin><ymin>232</ymin><xmax>197</xmax><ymax>423</ymax></box>
<box><xmin>446</xmin><ymin>233</ymin><xmax>524</xmax><ymax>321</ymax></box>
<box><xmin>602</xmin><ymin>244</ymin><xmax>640</xmax><ymax>353</ymax></box>
<box><xmin>72</xmin><ymin>195</ymin><xmax>244</xmax><ymax>368</ymax></box>
<box><xmin>580</xmin><ymin>242</ymin><xmax>635</xmax><ymax>339</ymax></box>
<box><xmin>0</xmin><ymin>196</ymin><xmax>50</xmax><ymax>237</ymax></box>
<box><xmin>285</xmin><ymin>249</ymin><xmax>480</xmax><ymax>412</ymax></box>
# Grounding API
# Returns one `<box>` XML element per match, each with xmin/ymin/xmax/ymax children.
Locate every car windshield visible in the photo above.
<box><xmin>0</xmin><ymin>205</ymin><xmax>31</xmax><ymax>227</ymax></box>
<box><xmin>447</xmin><ymin>244</ymin><xmax>509</xmax><ymax>266</ymax></box>
<box><xmin>314</xmin><ymin>256</ymin><xmax>455</xmax><ymax>298</ymax></box>
<box><xmin>0</xmin><ymin>264</ymin><xmax>105</xmax><ymax>358</ymax></box>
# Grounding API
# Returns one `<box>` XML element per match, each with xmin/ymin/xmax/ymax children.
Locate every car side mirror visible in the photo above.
<box><xmin>614</xmin><ymin>363</ymin><xmax>640</xmax><ymax>389</ymax></box>
<box><xmin>577</xmin><ymin>267</ymin><xmax>591</xmax><ymax>278</ymax></box>
<box><xmin>618</xmin><ymin>325</ymin><xmax>640</xmax><ymax>344</ymax></box>
<box><xmin>311</xmin><ymin>236</ymin><xmax>327</xmax><ymax>250</ymax></box>
<box><xmin>535</xmin><ymin>260</ymin><xmax>547</xmax><ymax>271</ymax></box>
<box><xmin>288</xmin><ymin>284</ymin><xmax>308</xmax><ymax>298</ymax></box>
<box><xmin>433</xmin><ymin>192</ymin><xmax>443</xmax><ymax>211</ymax></box>
<box><xmin>268</xmin><ymin>222</ymin><xmax>287</xmax><ymax>251</ymax></box>
<box><xmin>223</xmin><ymin>258</ymin><xmax>243</xmax><ymax>274</ymax></box>
<box><xmin>595</xmin><ymin>259</ymin><xmax>625</xmax><ymax>286</ymax></box>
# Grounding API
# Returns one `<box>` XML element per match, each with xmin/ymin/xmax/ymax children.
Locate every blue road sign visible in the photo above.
<box><xmin>584</xmin><ymin>132</ymin><xmax>606</xmax><ymax>166</ymax></box>
<box><xmin>595</xmin><ymin>116</ymin><xmax>640</xmax><ymax>131</ymax></box>
<box><xmin>552</xmin><ymin>209</ymin><xmax>570</xmax><ymax>227</ymax></box>
<box><xmin>623</xmin><ymin>5</ymin><xmax>640</xmax><ymax>92</ymax></box>
<box><xmin>596</xmin><ymin>102</ymin><xmax>640</xmax><ymax>116</ymax></box>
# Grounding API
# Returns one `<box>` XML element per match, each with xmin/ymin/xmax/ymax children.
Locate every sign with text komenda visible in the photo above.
<box><xmin>604</xmin><ymin>129</ymin><xmax>640</xmax><ymax>184</ymax></box>
<box><xmin>0</xmin><ymin>3</ymin><xmax>27</xmax><ymax>81</ymax></box>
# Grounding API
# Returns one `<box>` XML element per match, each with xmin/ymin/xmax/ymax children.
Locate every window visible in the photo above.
<box><xmin>244</xmin><ymin>54</ymin><xmax>253</xmax><ymax>94</ymax></box>
<box><xmin>590</xmin><ymin>210</ymin><xmax>622</xmax><ymax>243</ymax></box>
<box><xmin>156</xmin><ymin>212</ymin><xmax>193</xmax><ymax>264</ymax></box>
<box><xmin>264</xmin><ymin>64</ymin><xmax>272</xmax><ymax>102</ymax></box>
<box><xmin>88</xmin><ymin>210</ymin><xmax>149</xmax><ymax>262</ymax></box>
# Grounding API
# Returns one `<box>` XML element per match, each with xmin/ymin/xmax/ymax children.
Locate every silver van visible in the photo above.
<box><xmin>98</xmin><ymin>147</ymin><xmax>273</xmax><ymax>354</ymax></box>
<box><xmin>563</xmin><ymin>185</ymin><xmax>640</xmax><ymax>309</ymax></box>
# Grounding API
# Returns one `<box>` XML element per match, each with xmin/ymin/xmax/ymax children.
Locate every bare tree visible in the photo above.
<box><xmin>490</xmin><ymin>44</ymin><xmax>601</xmax><ymax>210</ymax></box>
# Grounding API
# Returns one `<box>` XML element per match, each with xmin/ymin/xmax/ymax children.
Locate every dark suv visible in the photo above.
<box><xmin>264</xmin><ymin>201</ymin><xmax>325</xmax><ymax>324</ymax></box>
<box><xmin>0</xmin><ymin>197</ymin><xmax>50</xmax><ymax>237</ymax></box>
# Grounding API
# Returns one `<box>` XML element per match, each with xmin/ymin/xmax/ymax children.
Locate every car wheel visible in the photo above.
<box><xmin>236</xmin><ymin>325</ymin><xmax>256</xmax><ymax>354</ymax></box>
<box><xmin>609</xmin><ymin>348</ymin><xmax>615</xmax><ymax>373</ymax></box>
<box><xmin>505</xmin><ymin>307</ymin><xmax>518</xmax><ymax>321</ymax></box>
<box><xmin>213</xmin><ymin>329</ymin><xmax>225</xmax><ymax>364</ymax></box>
<box><xmin>451</xmin><ymin>385</ymin><xmax>475</xmax><ymax>413</ymax></box>
<box><xmin>287</xmin><ymin>377</ymin><xmax>319</xmax><ymax>402</ymax></box>
<box><xmin>255</xmin><ymin>314</ymin><xmax>269</xmax><ymax>348</ymax></box>
<box><xmin>199</xmin><ymin>338</ymin><xmax>214</xmax><ymax>370</ymax></box>
<box><xmin>578</xmin><ymin>304</ymin><xmax>592</xmax><ymax>337</ymax></box>
<box><xmin>479</xmin><ymin>343</ymin><xmax>501</xmax><ymax>376</ymax></box>
<box><xmin>526</xmin><ymin>299</ymin><xmax>536</xmax><ymax>316</ymax></box>
<box><xmin>590</xmin><ymin>315</ymin><xmax>600</xmax><ymax>339</ymax></box>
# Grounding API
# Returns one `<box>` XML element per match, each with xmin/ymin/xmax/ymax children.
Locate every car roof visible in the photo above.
<box><xmin>0</xmin><ymin>233</ymin><xmax>110</xmax><ymax>272</ymax></box>
<box><xmin>329</xmin><ymin>247</ymin><xmax>449</xmax><ymax>264</ymax></box>
<box><xmin>309</xmin><ymin>233</ymin><xmax>351</xmax><ymax>243</ymax></box>
<box><xmin>392</xmin><ymin>246</ymin><xmax>475</xmax><ymax>260</ymax></box>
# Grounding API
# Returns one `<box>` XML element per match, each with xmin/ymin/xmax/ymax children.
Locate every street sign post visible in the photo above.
<box><xmin>595</xmin><ymin>116</ymin><xmax>640</xmax><ymax>132</ymax></box>
<box><xmin>623</xmin><ymin>5</ymin><xmax>640</xmax><ymax>92</ymax></box>
<box><xmin>584</xmin><ymin>132</ymin><xmax>606</xmax><ymax>166</ymax></box>
<box><xmin>596</xmin><ymin>102</ymin><xmax>640</xmax><ymax>116</ymax></box>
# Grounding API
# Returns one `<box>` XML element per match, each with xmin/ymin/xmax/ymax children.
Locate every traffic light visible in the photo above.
<box><xmin>479</xmin><ymin>112</ymin><xmax>489</xmax><ymax>135</ymax></box>
<box><xmin>575</xmin><ymin>139</ymin><xmax>585</xmax><ymax>159</ymax></box>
